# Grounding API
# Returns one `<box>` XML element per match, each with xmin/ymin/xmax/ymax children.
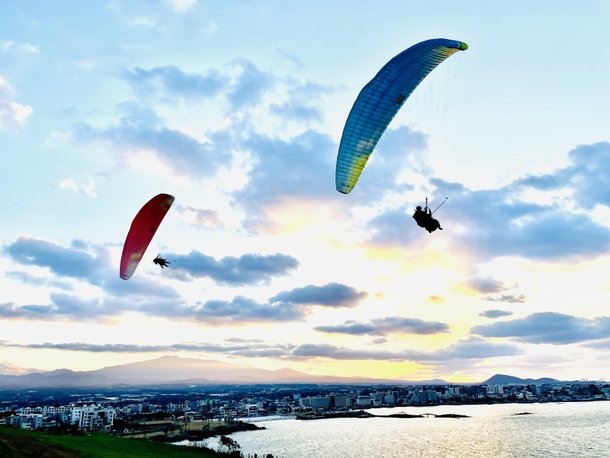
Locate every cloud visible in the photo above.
<box><xmin>290</xmin><ymin>337</ymin><xmax>520</xmax><ymax>362</ymax></box>
<box><xmin>0</xmin><ymin>40</ymin><xmax>39</xmax><ymax>54</ymax></box>
<box><xmin>467</xmin><ymin>276</ymin><xmax>504</xmax><ymax>294</ymax></box>
<box><xmin>270</xmin><ymin>283</ymin><xmax>366</xmax><ymax>307</ymax></box>
<box><xmin>0</xmin><ymin>237</ymin><xmax>366</xmax><ymax>325</ymax></box>
<box><xmin>0</xmin><ymin>340</ymin><xmax>294</xmax><ymax>358</ymax></box>
<box><xmin>0</xmin><ymin>76</ymin><xmax>33</xmax><ymax>129</ymax></box>
<box><xmin>433</xmin><ymin>337</ymin><xmax>521</xmax><ymax>360</ymax></box>
<box><xmin>164</xmin><ymin>0</ymin><xmax>197</xmax><ymax>13</ymax></box>
<box><xmin>479</xmin><ymin>310</ymin><xmax>514</xmax><ymax>319</ymax></box>
<box><xmin>0</xmin><ymin>334</ymin><xmax>520</xmax><ymax>366</ymax></box>
<box><xmin>486</xmin><ymin>294</ymin><xmax>526</xmax><ymax>303</ymax></box>
<box><xmin>77</xmin><ymin>59</ymin><xmax>318</xmax><ymax>189</ymax></box>
<box><xmin>584</xmin><ymin>339</ymin><xmax>610</xmax><ymax>350</ymax></box>
<box><xmin>6</xmin><ymin>271</ymin><xmax>54</xmax><ymax>287</ymax></box>
<box><xmin>230</xmin><ymin>102</ymin><xmax>426</xmax><ymax>230</ymax></box>
<box><xmin>73</xmin><ymin>102</ymin><xmax>232</xmax><ymax>178</ymax></box>
<box><xmin>517</xmin><ymin>142</ymin><xmax>610</xmax><ymax>209</ymax></box>
<box><xmin>270</xmin><ymin>100</ymin><xmax>321</xmax><ymax>123</ymax></box>
<box><xmin>59</xmin><ymin>177</ymin><xmax>97</xmax><ymax>198</ymax></box>
<box><xmin>0</xmin><ymin>286</ymin><xmax>178</xmax><ymax>322</ymax></box>
<box><xmin>291</xmin><ymin>344</ymin><xmax>409</xmax><ymax>361</ymax></box>
<box><xmin>168</xmin><ymin>250</ymin><xmax>299</xmax><ymax>285</ymax></box>
<box><xmin>123</xmin><ymin>60</ymin><xmax>274</xmax><ymax>112</ymax></box>
<box><xmin>461</xmin><ymin>277</ymin><xmax>525</xmax><ymax>303</ymax></box>
<box><xmin>5</xmin><ymin>236</ymin><xmax>105</xmax><ymax>281</ymax></box>
<box><xmin>367</xmin><ymin>142</ymin><xmax>610</xmax><ymax>260</ymax></box>
<box><xmin>472</xmin><ymin>312</ymin><xmax>610</xmax><ymax>344</ymax></box>
<box><xmin>0</xmin><ymin>294</ymin><xmax>324</xmax><ymax>324</ymax></box>
<box><xmin>80</xmin><ymin>60</ymin><xmax>341</xmax><ymax>231</ymax></box>
<box><xmin>172</xmin><ymin>296</ymin><xmax>304</xmax><ymax>324</ymax></box>
<box><xmin>175</xmin><ymin>204</ymin><xmax>224</xmax><ymax>229</ymax></box>
<box><xmin>151</xmin><ymin>283</ymin><xmax>366</xmax><ymax>325</ymax></box>
<box><xmin>226</xmin><ymin>59</ymin><xmax>274</xmax><ymax>111</ymax></box>
<box><xmin>123</xmin><ymin>65</ymin><xmax>226</xmax><ymax>101</ymax></box>
<box><xmin>269</xmin><ymin>81</ymin><xmax>332</xmax><ymax>123</ymax></box>
<box><xmin>315</xmin><ymin>316</ymin><xmax>449</xmax><ymax>336</ymax></box>
<box><xmin>231</xmin><ymin>129</ymin><xmax>337</xmax><ymax>225</ymax></box>
<box><xmin>3</xmin><ymin>235</ymin><xmax>363</xmax><ymax>324</ymax></box>
<box><xmin>366</xmin><ymin>208</ymin><xmax>420</xmax><ymax>247</ymax></box>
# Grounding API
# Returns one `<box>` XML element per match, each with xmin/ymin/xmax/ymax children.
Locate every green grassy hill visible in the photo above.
<box><xmin>0</xmin><ymin>426</ymin><xmax>230</xmax><ymax>458</ymax></box>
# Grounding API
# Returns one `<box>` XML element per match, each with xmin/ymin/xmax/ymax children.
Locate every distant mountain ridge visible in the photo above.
<box><xmin>0</xmin><ymin>356</ymin><xmax>563</xmax><ymax>388</ymax></box>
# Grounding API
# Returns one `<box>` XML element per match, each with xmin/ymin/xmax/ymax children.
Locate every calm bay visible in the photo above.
<box><xmin>191</xmin><ymin>401</ymin><xmax>610</xmax><ymax>457</ymax></box>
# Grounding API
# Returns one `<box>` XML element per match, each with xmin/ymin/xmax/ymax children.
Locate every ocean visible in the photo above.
<box><xmin>185</xmin><ymin>401</ymin><xmax>610</xmax><ymax>457</ymax></box>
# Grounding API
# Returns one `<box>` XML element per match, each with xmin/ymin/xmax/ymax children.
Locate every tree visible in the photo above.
<box><xmin>219</xmin><ymin>435</ymin><xmax>241</xmax><ymax>455</ymax></box>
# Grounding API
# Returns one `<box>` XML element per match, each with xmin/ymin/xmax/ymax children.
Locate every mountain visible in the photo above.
<box><xmin>0</xmin><ymin>357</ymin><xmax>564</xmax><ymax>388</ymax></box>
<box><xmin>0</xmin><ymin>361</ymin><xmax>37</xmax><ymax>376</ymax></box>
<box><xmin>483</xmin><ymin>374</ymin><xmax>559</xmax><ymax>385</ymax></box>
<box><xmin>90</xmin><ymin>355</ymin><xmax>414</xmax><ymax>385</ymax></box>
<box><xmin>0</xmin><ymin>356</ymin><xmax>417</xmax><ymax>388</ymax></box>
<box><xmin>0</xmin><ymin>369</ymin><xmax>113</xmax><ymax>388</ymax></box>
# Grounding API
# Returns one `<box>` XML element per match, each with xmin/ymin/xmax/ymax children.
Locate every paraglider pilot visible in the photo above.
<box><xmin>413</xmin><ymin>205</ymin><xmax>443</xmax><ymax>233</ymax></box>
<box><xmin>153</xmin><ymin>254</ymin><xmax>171</xmax><ymax>268</ymax></box>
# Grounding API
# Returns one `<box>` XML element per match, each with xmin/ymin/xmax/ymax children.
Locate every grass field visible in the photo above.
<box><xmin>0</xmin><ymin>426</ymin><xmax>229</xmax><ymax>457</ymax></box>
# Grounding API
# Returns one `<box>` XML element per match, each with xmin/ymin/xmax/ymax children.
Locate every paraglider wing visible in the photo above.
<box><xmin>120</xmin><ymin>193</ymin><xmax>175</xmax><ymax>280</ymax></box>
<box><xmin>335</xmin><ymin>38</ymin><xmax>468</xmax><ymax>194</ymax></box>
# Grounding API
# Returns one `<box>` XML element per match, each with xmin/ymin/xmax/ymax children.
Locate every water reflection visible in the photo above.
<box><xmin>205</xmin><ymin>402</ymin><xmax>610</xmax><ymax>458</ymax></box>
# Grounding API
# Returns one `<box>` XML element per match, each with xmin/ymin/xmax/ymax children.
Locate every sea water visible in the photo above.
<box><xmin>193</xmin><ymin>401</ymin><xmax>610</xmax><ymax>457</ymax></box>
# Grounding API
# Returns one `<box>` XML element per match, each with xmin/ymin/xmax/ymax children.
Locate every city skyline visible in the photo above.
<box><xmin>1</xmin><ymin>1</ymin><xmax>610</xmax><ymax>382</ymax></box>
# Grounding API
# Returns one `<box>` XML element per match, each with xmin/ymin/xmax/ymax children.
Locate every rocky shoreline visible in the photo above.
<box><xmin>152</xmin><ymin>420</ymin><xmax>265</xmax><ymax>443</ymax></box>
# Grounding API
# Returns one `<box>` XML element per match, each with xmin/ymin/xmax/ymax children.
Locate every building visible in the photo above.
<box><xmin>7</xmin><ymin>414</ymin><xmax>43</xmax><ymax>430</ymax></box>
<box><xmin>356</xmin><ymin>395</ymin><xmax>372</xmax><ymax>407</ymax></box>
<box><xmin>410</xmin><ymin>390</ymin><xmax>438</xmax><ymax>405</ymax></box>
<box><xmin>71</xmin><ymin>404</ymin><xmax>115</xmax><ymax>430</ymax></box>
<box><xmin>332</xmin><ymin>394</ymin><xmax>351</xmax><ymax>409</ymax></box>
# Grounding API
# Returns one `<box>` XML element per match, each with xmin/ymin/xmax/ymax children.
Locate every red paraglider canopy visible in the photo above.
<box><xmin>120</xmin><ymin>193</ymin><xmax>175</xmax><ymax>280</ymax></box>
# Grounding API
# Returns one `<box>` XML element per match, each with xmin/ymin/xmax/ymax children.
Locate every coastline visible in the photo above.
<box><xmin>295</xmin><ymin>410</ymin><xmax>469</xmax><ymax>420</ymax></box>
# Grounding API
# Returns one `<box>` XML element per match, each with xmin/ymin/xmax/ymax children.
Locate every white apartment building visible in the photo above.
<box><xmin>356</xmin><ymin>395</ymin><xmax>372</xmax><ymax>407</ymax></box>
<box><xmin>71</xmin><ymin>404</ymin><xmax>115</xmax><ymax>430</ymax></box>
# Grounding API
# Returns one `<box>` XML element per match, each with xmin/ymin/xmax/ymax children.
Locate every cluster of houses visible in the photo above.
<box><xmin>3</xmin><ymin>404</ymin><xmax>116</xmax><ymax>431</ymax></box>
<box><xmin>1</xmin><ymin>380</ymin><xmax>608</xmax><ymax>432</ymax></box>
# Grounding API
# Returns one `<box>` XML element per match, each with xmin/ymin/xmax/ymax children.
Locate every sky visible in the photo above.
<box><xmin>1</xmin><ymin>0</ymin><xmax>610</xmax><ymax>383</ymax></box>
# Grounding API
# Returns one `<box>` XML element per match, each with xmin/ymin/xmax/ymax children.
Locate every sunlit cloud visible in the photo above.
<box><xmin>73</xmin><ymin>102</ymin><xmax>232</xmax><ymax>179</ymax></box>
